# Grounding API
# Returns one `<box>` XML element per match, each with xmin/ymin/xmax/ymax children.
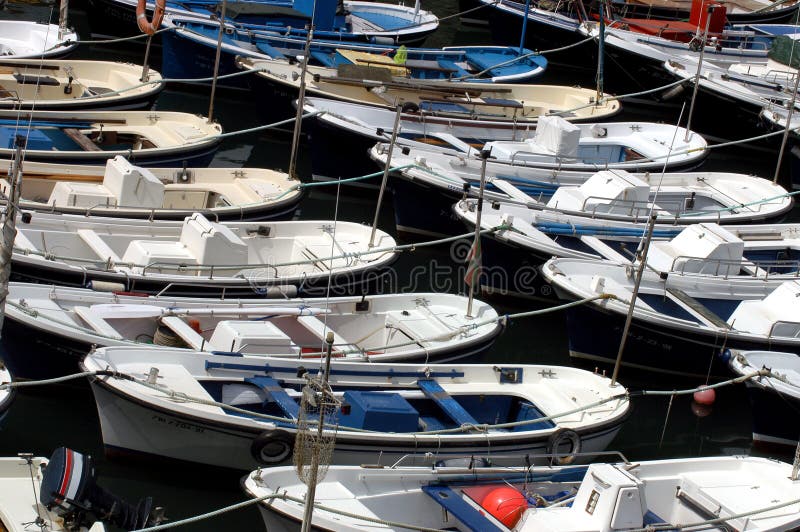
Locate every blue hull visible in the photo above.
<box><xmin>562</xmin><ymin>303</ymin><xmax>798</xmax><ymax>379</ymax></box>
<box><xmin>160</xmin><ymin>29</ymin><xmax>253</xmax><ymax>90</ymax></box>
<box><xmin>746</xmin><ymin>383</ymin><xmax>800</xmax><ymax>447</ymax></box>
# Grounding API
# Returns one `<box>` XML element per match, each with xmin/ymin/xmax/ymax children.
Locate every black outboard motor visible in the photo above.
<box><xmin>39</xmin><ymin>447</ymin><xmax>163</xmax><ymax>531</ymax></box>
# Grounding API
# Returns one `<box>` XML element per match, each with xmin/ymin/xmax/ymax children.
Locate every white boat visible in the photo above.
<box><xmin>243</xmin><ymin>455</ymin><xmax>800</xmax><ymax>531</ymax></box>
<box><xmin>238</xmin><ymin>56</ymin><xmax>621</xmax><ymax>122</ymax></box>
<box><xmin>0</xmin><ymin>21</ymin><xmax>78</xmax><ymax>60</ymax></box>
<box><xmin>2</xmin><ymin>282</ymin><xmax>501</xmax><ymax>381</ymax></box>
<box><xmin>2</xmin><ymin>156</ymin><xmax>302</xmax><ymax>221</ymax></box>
<box><xmin>0</xmin><ymin>58</ymin><xmax>165</xmax><ymax>111</ymax></box>
<box><xmin>0</xmin><ymin>364</ymin><xmax>13</xmax><ymax>423</ymax></box>
<box><xmin>368</xmin><ymin>121</ymin><xmax>710</xmax><ymax>236</ymax></box>
<box><xmin>541</xmin><ymin>249</ymin><xmax>800</xmax><ymax>377</ymax></box>
<box><xmin>81</xmin><ymin>346</ymin><xmax>630</xmax><ymax>469</ymax></box>
<box><xmin>480</xmin><ymin>116</ymin><xmax>707</xmax><ymax>171</ymax></box>
<box><xmin>304</xmin><ymin>95</ymin><xmax>622</xmax><ymax>142</ymax></box>
<box><xmin>730</xmin><ymin>350</ymin><xmax>800</xmax><ymax>447</ymax></box>
<box><xmin>578</xmin><ymin>16</ymin><xmax>772</xmax><ymax>69</ymax></box>
<box><xmin>455</xmin><ymin>170</ymin><xmax>793</xmax><ymax>228</ymax></box>
<box><xmin>663</xmin><ymin>53</ymin><xmax>799</xmax><ymax>115</ymax></box>
<box><xmin>9</xmin><ymin>212</ymin><xmax>397</xmax><ymax>297</ymax></box>
<box><xmin>1</xmin><ymin>109</ymin><xmax>222</xmax><ymax>167</ymax></box>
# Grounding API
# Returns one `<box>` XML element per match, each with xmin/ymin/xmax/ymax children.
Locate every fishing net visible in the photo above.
<box><xmin>293</xmin><ymin>375</ymin><xmax>339</xmax><ymax>486</ymax></box>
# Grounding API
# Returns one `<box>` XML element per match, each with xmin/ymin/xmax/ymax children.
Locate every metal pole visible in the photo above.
<box><xmin>300</xmin><ymin>331</ymin><xmax>334</xmax><ymax>532</ymax></box>
<box><xmin>773</xmin><ymin>72</ymin><xmax>800</xmax><ymax>183</ymax></box>
<box><xmin>596</xmin><ymin>0</ymin><xmax>605</xmax><ymax>103</ymax></box>
<box><xmin>0</xmin><ymin>136</ymin><xmax>25</xmax><ymax>340</ymax></box>
<box><xmin>369</xmin><ymin>105</ymin><xmax>402</xmax><ymax>247</ymax></box>
<box><xmin>519</xmin><ymin>0</ymin><xmax>531</xmax><ymax>55</ymax></box>
<box><xmin>289</xmin><ymin>25</ymin><xmax>315</xmax><ymax>180</ymax></box>
<box><xmin>684</xmin><ymin>6</ymin><xmax>714</xmax><ymax>142</ymax></box>
<box><xmin>466</xmin><ymin>149</ymin><xmax>491</xmax><ymax>318</ymax></box>
<box><xmin>207</xmin><ymin>0</ymin><xmax>229</xmax><ymax>123</ymax></box>
<box><xmin>58</xmin><ymin>0</ymin><xmax>69</xmax><ymax>40</ymax></box>
<box><xmin>610</xmin><ymin>213</ymin><xmax>657</xmax><ymax>386</ymax></box>
<box><xmin>140</xmin><ymin>34</ymin><xmax>153</xmax><ymax>83</ymax></box>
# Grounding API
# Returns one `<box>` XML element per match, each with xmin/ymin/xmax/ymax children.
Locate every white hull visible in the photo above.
<box><xmin>0</xmin><ymin>59</ymin><xmax>164</xmax><ymax>111</ymax></box>
<box><xmin>83</xmin><ymin>348</ymin><xmax>630</xmax><ymax>470</ymax></box>
<box><xmin>0</xmin><ymin>21</ymin><xmax>78</xmax><ymax>60</ymax></box>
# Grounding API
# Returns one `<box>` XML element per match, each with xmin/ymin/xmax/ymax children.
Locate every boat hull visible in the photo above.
<box><xmin>745</xmin><ymin>381</ymin><xmax>800</xmax><ymax>447</ymax></box>
<box><xmin>562</xmin><ymin>302</ymin><xmax>797</xmax><ymax>379</ymax></box>
<box><xmin>88</xmin><ymin>377</ymin><xmax>623</xmax><ymax>470</ymax></box>
<box><xmin>160</xmin><ymin>29</ymin><xmax>254</xmax><ymax>90</ymax></box>
<box><xmin>1</xmin><ymin>307</ymin><xmax>498</xmax><ymax>381</ymax></box>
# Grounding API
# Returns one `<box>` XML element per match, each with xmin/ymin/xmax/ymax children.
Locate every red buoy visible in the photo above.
<box><xmin>693</xmin><ymin>387</ymin><xmax>716</xmax><ymax>405</ymax></box>
<box><xmin>481</xmin><ymin>486</ymin><xmax>527</xmax><ymax>528</ymax></box>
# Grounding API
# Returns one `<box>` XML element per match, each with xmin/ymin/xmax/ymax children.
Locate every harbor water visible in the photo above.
<box><xmin>1</xmin><ymin>0</ymin><xmax>796</xmax><ymax>529</ymax></box>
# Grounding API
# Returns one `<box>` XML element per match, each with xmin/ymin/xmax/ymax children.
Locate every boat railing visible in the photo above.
<box><xmin>386</xmin><ymin>449</ymin><xmax>631</xmax><ymax>469</ymax></box>
<box><xmin>579</xmin><ymin>195</ymin><xmax>697</xmax><ymax>218</ymax></box>
<box><xmin>670</xmin><ymin>255</ymin><xmax>800</xmax><ymax>279</ymax></box>
<box><xmin>767</xmin><ymin>320</ymin><xmax>800</xmax><ymax>339</ymax></box>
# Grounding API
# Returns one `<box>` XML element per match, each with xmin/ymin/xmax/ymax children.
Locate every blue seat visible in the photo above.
<box><xmin>244</xmin><ymin>376</ymin><xmax>300</xmax><ymax>420</ymax></box>
<box><xmin>417</xmin><ymin>379</ymin><xmax>479</xmax><ymax>428</ymax></box>
<box><xmin>422</xmin><ymin>485</ymin><xmax>506</xmax><ymax>532</ymax></box>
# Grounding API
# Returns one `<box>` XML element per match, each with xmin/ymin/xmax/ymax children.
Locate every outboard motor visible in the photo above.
<box><xmin>39</xmin><ymin>447</ymin><xmax>164</xmax><ymax>531</ymax></box>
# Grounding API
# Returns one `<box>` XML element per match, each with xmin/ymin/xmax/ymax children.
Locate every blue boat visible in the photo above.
<box><xmin>0</xmin><ymin>109</ymin><xmax>222</xmax><ymax>167</ymax></box>
<box><xmin>89</xmin><ymin>0</ymin><xmax>439</xmax><ymax>42</ymax></box>
<box><xmin>160</xmin><ymin>16</ymin><xmax>546</xmax><ymax>88</ymax></box>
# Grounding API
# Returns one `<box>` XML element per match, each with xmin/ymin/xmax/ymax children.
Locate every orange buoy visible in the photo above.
<box><xmin>693</xmin><ymin>387</ymin><xmax>716</xmax><ymax>405</ymax></box>
<box><xmin>136</xmin><ymin>0</ymin><xmax>166</xmax><ymax>35</ymax></box>
<box><xmin>481</xmin><ymin>486</ymin><xmax>527</xmax><ymax>528</ymax></box>
<box><xmin>188</xmin><ymin>319</ymin><xmax>202</xmax><ymax>334</ymax></box>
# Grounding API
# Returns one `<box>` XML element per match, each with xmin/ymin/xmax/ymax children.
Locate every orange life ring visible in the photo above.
<box><xmin>136</xmin><ymin>0</ymin><xmax>166</xmax><ymax>35</ymax></box>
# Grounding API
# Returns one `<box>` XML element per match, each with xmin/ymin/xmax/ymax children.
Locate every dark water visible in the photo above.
<box><xmin>0</xmin><ymin>1</ymin><xmax>795</xmax><ymax>530</ymax></box>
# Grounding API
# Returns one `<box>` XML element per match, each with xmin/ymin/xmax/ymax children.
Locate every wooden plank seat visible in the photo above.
<box><xmin>159</xmin><ymin>316</ymin><xmax>207</xmax><ymax>350</ymax></box>
<box><xmin>13</xmin><ymin>73</ymin><xmax>60</xmax><ymax>86</ymax></box>
<box><xmin>73</xmin><ymin>306</ymin><xmax>124</xmax><ymax>339</ymax></box>
<box><xmin>77</xmin><ymin>229</ymin><xmax>122</xmax><ymax>263</ymax></box>
<box><xmin>64</xmin><ymin>128</ymin><xmax>101</xmax><ymax>151</ymax></box>
<box><xmin>417</xmin><ymin>379</ymin><xmax>479</xmax><ymax>428</ymax></box>
<box><xmin>244</xmin><ymin>375</ymin><xmax>300</xmax><ymax>419</ymax></box>
<box><xmin>295</xmin><ymin>314</ymin><xmax>353</xmax><ymax>348</ymax></box>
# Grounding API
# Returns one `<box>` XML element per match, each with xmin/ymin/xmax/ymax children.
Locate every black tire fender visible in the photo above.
<box><xmin>546</xmin><ymin>428</ymin><xmax>581</xmax><ymax>465</ymax></box>
<box><xmin>250</xmin><ymin>429</ymin><xmax>295</xmax><ymax>465</ymax></box>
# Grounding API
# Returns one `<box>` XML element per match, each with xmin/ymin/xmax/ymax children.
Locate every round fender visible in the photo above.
<box><xmin>250</xmin><ymin>429</ymin><xmax>295</xmax><ymax>465</ymax></box>
<box><xmin>136</xmin><ymin>0</ymin><xmax>166</xmax><ymax>35</ymax></box>
<box><xmin>546</xmin><ymin>428</ymin><xmax>581</xmax><ymax>466</ymax></box>
<box><xmin>401</xmin><ymin>102</ymin><xmax>420</xmax><ymax>114</ymax></box>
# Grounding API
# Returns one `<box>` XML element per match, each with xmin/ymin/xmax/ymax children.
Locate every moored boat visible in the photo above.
<box><xmin>162</xmin><ymin>16</ymin><xmax>547</xmax><ymax>87</ymax></box>
<box><xmin>729</xmin><ymin>349</ymin><xmax>800</xmax><ymax>448</ymax></box>
<box><xmin>0</xmin><ymin>21</ymin><xmax>78</xmax><ymax>60</ymax></box>
<box><xmin>0</xmin><ymin>59</ymin><xmax>165</xmax><ymax>111</ymax></box>
<box><xmin>1</xmin><ymin>109</ymin><xmax>222</xmax><ymax>167</ymax></box>
<box><xmin>2</xmin><ymin>282</ymin><xmax>501</xmax><ymax>380</ymax></box>
<box><xmin>9</xmin><ymin>212</ymin><xmax>397</xmax><ymax>298</ymax></box>
<box><xmin>237</xmin><ymin>55</ymin><xmax>619</xmax><ymax>121</ymax></box>
<box><xmin>542</xmin><ymin>252</ymin><xmax>800</xmax><ymax>378</ymax></box>
<box><xmin>243</xmin><ymin>454</ymin><xmax>800</xmax><ymax>531</ymax></box>
<box><xmin>81</xmin><ymin>346</ymin><xmax>630</xmax><ymax>469</ymax></box>
<box><xmin>302</xmin><ymin>94</ymin><xmax>622</xmax><ymax>182</ymax></box>
<box><xmin>2</xmin><ymin>156</ymin><xmax>302</xmax><ymax>221</ymax></box>
<box><xmin>369</xmin><ymin>120</ymin><xmax>709</xmax><ymax>236</ymax></box>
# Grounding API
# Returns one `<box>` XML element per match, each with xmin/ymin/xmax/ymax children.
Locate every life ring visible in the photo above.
<box><xmin>136</xmin><ymin>0</ymin><xmax>166</xmax><ymax>35</ymax></box>
<box><xmin>250</xmin><ymin>429</ymin><xmax>295</xmax><ymax>465</ymax></box>
<box><xmin>546</xmin><ymin>429</ymin><xmax>581</xmax><ymax>465</ymax></box>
